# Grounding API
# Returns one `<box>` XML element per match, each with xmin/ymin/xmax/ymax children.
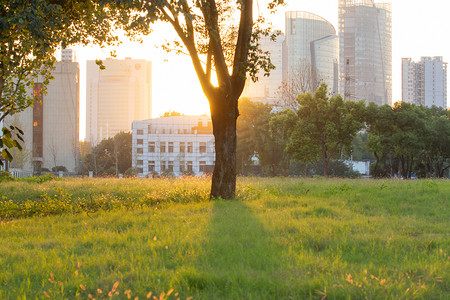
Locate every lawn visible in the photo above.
<box><xmin>0</xmin><ymin>177</ymin><xmax>449</xmax><ymax>299</ymax></box>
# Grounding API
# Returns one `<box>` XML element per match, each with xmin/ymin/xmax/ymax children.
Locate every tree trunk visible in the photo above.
<box><xmin>323</xmin><ymin>158</ymin><xmax>329</xmax><ymax>177</ymax></box>
<box><xmin>210</xmin><ymin>95</ymin><xmax>238</xmax><ymax>199</ymax></box>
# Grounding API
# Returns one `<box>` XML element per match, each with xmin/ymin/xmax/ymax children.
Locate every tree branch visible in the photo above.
<box><xmin>231</xmin><ymin>0</ymin><xmax>253</xmax><ymax>96</ymax></box>
<box><xmin>200</xmin><ymin>0</ymin><xmax>230</xmax><ymax>89</ymax></box>
<box><xmin>160</xmin><ymin>3</ymin><xmax>214</xmax><ymax>98</ymax></box>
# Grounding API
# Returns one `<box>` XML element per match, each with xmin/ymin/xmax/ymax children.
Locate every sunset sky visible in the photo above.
<box><xmin>74</xmin><ymin>0</ymin><xmax>450</xmax><ymax>140</ymax></box>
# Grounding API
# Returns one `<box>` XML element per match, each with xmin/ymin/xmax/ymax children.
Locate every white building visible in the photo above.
<box><xmin>132</xmin><ymin>116</ymin><xmax>215</xmax><ymax>177</ymax></box>
<box><xmin>283</xmin><ymin>11</ymin><xmax>339</xmax><ymax>95</ymax></box>
<box><xmin>242</xmin><ymin>33</ymin><xmax>285</xmax><ymax>104</ymax></box>
<box><xmin>339</xmin><ymin>0</ymin><xmax>392</xmax><ymax>105</ymax></box>
<box><xmin>402</xmin><ymin>57</ymin><xmax>447</xmax><ymax>108</ymax></box>
<box><xmin>86</xmin><ymin>58</ymin><xmax>152</xmax><ymax>143</ymax></box>
<box><xmin>4</xmin><ymin>49</ymin><xmax>80</xmax><ymax>173</ymax></box>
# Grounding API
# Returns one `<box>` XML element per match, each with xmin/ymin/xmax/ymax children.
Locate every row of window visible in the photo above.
<box><xmin>136</xmin><ymin>160</ymin><xmax>209</xmax><ymax>173</ymax></box>
<box><xmin>136</xmin><ymin>128</ymin><xmax>194</xmax><ymax>135</ymax></box>
<box><xmin>136</xmin><ymin>141</ymin><xmax>210</xmax><ymax>153</ymax></box>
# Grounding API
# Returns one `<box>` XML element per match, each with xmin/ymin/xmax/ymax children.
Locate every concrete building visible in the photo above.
<box><xmin>242</xmin><ymin>33</ymin><xmax>285</xmax><ymax>104</ymax></box>
<box><xmin>402</xmin><ymin>57</ymin><xmax>447</xmax><ymax>108</ymax></box>
<box><xmin>338</xmin><ymin>0</ymin><xmax>392</xmax><ymax>105</ymax></box>
<box><xmin>4</xmin><ymin>49</ymin><xmax>80</xmax><ymax>173</ymax></box>
<box><xmin>86</xmin><ymin>58</ymin><xmax>152</xmax><ymax>143</ymax></box>
<box><xmin>282</xmin><ymin>11</ymin><xmax>339</xmax><ymax>96</ymax></box>
<box><xmin>132</xmin><ymin>116</ymin><xmax>215</xmax><ymax>177</ymax></box>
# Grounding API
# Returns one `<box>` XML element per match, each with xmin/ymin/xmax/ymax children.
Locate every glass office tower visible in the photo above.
<box><xmin>338</xmin><ymin>0</ymin><xmax>392</xmax><ymax>105</ymax></box>
<box><xmin>283</xmin><ymin>11</ymin><xmax>339</xmax><ymax>95</ymax></box>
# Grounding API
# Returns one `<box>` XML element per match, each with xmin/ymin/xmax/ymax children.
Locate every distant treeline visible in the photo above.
<box><xmin>238</xmin><ymin>83</ymin><xmax>450</xmax><ymax>178</ymax></box>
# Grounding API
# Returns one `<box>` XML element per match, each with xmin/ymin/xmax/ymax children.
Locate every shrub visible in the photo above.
<box><xmin>0</xmin><ymin>170</ymin><xmax>13</xmax><ymax>182</ymax></box>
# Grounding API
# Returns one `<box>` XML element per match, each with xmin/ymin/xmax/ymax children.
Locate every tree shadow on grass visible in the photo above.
<box><xmin>180</xmin><ymin>200</ymin><xmax>290</xmax><ymax>299</ymax></box>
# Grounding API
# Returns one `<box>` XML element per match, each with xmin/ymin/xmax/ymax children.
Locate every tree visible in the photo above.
<box><xmin>81</xmin><ymin>132</ymin><xmax>132</xmax><ymax>176</ymax></box>
<box><xmin>276</xmin><ymin>59</ymin><xmax>322</xmax><ymax>109</ymax></box>
<box><xmin>161</xmin><ymin>110</ymin><xmax>183</xmax><ymax>117</ymax></box>
<box><xmin>268</xmin><ymin>108</ymin><xmax>297</xmax><ymax>174</ymax></box>
<box><xmin>364</xmin><ymin>102</ymin><xmax>449</xmax><ymax>179</ymax></box>
<box><xmin>426</xmin><ymin>111</ymin><xmax>450</xmax><ymax>177</ymax></box>
<box><xmin>286</xmin><ymin>83</ymin><xmax>366</xmax><ymax>177</ymax></box>
<box><xmin>112</xmin><ymin>0</ymin><xmax>285</xmax><ymax>198</ymax></box>
<box><xmin>0</xmin><ymin>0</ymin><xmax>125</xmax><ymax>166</ymax></box>
<box><xmin>365</xmin><ymin>102</ymin><xmax>396</xmax><ymax>177</ymax></box>
<box><xmin>236</xmin><ymin>98</ymin><xmax>289</xmax><ymax>176</ymax></box>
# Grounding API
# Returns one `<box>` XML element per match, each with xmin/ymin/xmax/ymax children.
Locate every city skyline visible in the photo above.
<box><xmin>70</xmin><ymin>0</ymin><xmax>450</xmax><ymax>140</ymax></box>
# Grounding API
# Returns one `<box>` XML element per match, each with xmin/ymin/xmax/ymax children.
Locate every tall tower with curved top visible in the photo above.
<box><xmin>338</xmin><ymin>0</ymin><xmax>392</xmax><ymax>105</ymax></box>
<box><xmin>283</xmin><ymin>11</ymin><xmax>339</xmax><ymax>95</ymax></box>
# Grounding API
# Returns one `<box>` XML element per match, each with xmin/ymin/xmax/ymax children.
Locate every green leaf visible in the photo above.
<box><xmin>3</xmin><ymin>138</ymin><xmax>14</xmax><ymax>149</ymax></box>
<box><xmin>1</xmin><ymin>149</ymin><xmax>13</xmax><ymax>162</ymax></box>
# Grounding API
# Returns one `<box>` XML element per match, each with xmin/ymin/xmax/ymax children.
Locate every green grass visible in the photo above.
<box><xmin>0</xmin><ymin>177</ymin><xmax>449</xmax><ymax>299</ymax></box>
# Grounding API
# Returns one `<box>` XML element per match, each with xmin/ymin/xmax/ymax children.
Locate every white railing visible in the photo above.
<box><xmin>9</xmin><ymin>168</ymin><xmax>33</xmax><ymax>178</ymax></box>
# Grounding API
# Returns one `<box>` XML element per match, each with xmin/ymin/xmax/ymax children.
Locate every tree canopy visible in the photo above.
<box><xmin>286</xmin><ymin>83</ymin><xmax>366</xmax><ymax>177</ymax></box>
<box><xmin>0</xmin><ymin>0</ymin><xmax>126</xmax><ymax>166</ymax></box>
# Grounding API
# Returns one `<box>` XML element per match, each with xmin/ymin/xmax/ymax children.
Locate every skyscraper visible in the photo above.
<box><xmin>242</xmin><ymin>33</ymin><xmax>284</xmax><ymax>103</ymax></box>
<box><xmin>86</xmin><ymin>58</ymin><xmax>152</xmax><ymax>143</ymax></box>
<box><xmin>402</xmin><ymin>57</ymin><xmax>447</xmax><ymax>108</ymax></box>
<box><xmin>283</xmin><ymin>11</ymin><xmax>339</xmax><ymax>95</ymax></box>
<box><xmin>5</xmin><ymin>49</ymin><xmax>80</xmax><ymax>173</ymax></box>
<box><xmin>338</xmin><ymin>0</ymin><xmax>392</xmax><ymax>105</ymax></box>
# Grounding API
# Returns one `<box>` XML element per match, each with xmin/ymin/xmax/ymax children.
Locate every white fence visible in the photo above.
<box><xmin>9</xmin><ymin>168</ymin><xmax>33</xmax><ymax>178</ymax></box>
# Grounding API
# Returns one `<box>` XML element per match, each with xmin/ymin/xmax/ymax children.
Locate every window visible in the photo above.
<box><xmin>137</xmin><ymin>129</ymin><xmax>143</xmax><ymax>135</ymax></box>
<box><xmin>160</xmin><ymin>142</ymin><xmax>166</xmax><ymax>153</ymax></box>
<box><xmin>147</xmin><ymin>125</ymin><xmax>152</xmax><ymax>133</ymax></box>
<box><xmin>180</xmin><ymin>142</ymin><xmax>185</xmax><ymax>153</ymax></box>
<box><xmin>168</xmin><ymin>142</ymin><xmax>174</xmax><ymax>153</ymax></box>
<box><xmin>199</xmin><ymin>161</ymin><xmax>206</xmax><ymax>172</ymax></box>
<box><xmin>184</xmin><ymin>129</ymin><xmax>188</xmax><ymax>134</ymax></box>
<box><xmin>187</xmin><ymin>161</ymin><xmax>193</xmax><ymax>172</ymax></box>
<box><xmin>187</xmin><ymin>142</ymin><xmax>193</xmax><ymax>153</ymax></box>
<box><xmin>168</xmin><ymin>161</ymin><xmax>174</xmax><ymax>172</ymax></box>
<box><xmin>148</xmin><ymin>161</ymin><xmax>155</xmax><ymax>172</ymax></box>
<box><xmin>180</xmin><ymin>161</ymin><xmax>185</xmax><ymax>173</ymax></box>
<box><xmin>137</xmin><ymin>168</ymin><xmax>143</xmax><ymax>174</ymax></box>
<box><xmin>199</xmin><ymin>142</ymin><xmax>206</xmax><ymax>153</ymax></box>
<box><xmin>161</xmin><ymin>161</ymin><xmax>166</xmax><ymax>172</ymax></box>
<box><xmin>162</xmin><ymin>129</ymin><xmax>166</xmax><ymax>134</ymax></box>
<box><xmin>137</xmin><ymin>148</ymin><xmax>143</xmax><ymax>154</ymax></box>
<box><xmin>137</xmin><ymin>139</ymin><xmax>143</xmax><ymax>145</ymax></box>
<box><xmin>148</xmin><ymin>142</ymin><xmax>155</xmax><ymax>152</ymax></box>
<box><xmin>137</xmin><ymin>160</ymin><xmax>143</xmax><ymax>166</ymax></box>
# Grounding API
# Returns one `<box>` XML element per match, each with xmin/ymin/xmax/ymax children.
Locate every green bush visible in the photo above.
<box><xmin>0</xmin><ymin>170</ymin><xmax>13</xmax><ymax>182</ymax></box>
<box><xmin>18</xmin><ymin>173</ymin><xmax>57</xmax><ymax>184</ymax></box>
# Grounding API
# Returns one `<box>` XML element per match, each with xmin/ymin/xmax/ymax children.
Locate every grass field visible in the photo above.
<box><xmin>0</xmin><ymin>177</ymin><xmax>449</xmax><ymax>299</ymax></box>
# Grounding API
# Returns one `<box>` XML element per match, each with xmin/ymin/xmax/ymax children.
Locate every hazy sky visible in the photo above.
<box><xmin>75</xmin><ymin>0</ymin><xmax>450</xmax><ymax>140</ymax></box>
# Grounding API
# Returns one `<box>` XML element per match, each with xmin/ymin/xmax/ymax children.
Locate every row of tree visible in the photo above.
<box><xmin>80</xmin><ymin>132</ymin><xmax>132</xmax><ymax>176</ymax></box>
<box><xmin>238</xmin><ymin>83</ymin><xmax>450</xmax><ymax>178</ymax></box>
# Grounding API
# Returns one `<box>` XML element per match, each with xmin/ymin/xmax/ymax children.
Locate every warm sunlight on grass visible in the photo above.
<box><xmin>0</xmin><ymin>177</ymin><xmax>449</xmax><ymax>298</ymax></box>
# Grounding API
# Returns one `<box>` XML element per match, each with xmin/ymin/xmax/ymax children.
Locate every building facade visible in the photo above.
<box><xmin>402</xmin><ymin>57</ymin><xmax>447</xmax><ymax>108</ymax></box>
<box><xmin>86</xmin><ymin>58</ymin><xmax>152</xmax><ymax>143</ymax></box>
<box><xmin>338</xmin><ymin>0</ymin><xmax>392</xmax><ymax>105</ymax></box>
<box><xmin>132</xmin><ymin>116</ymin><xmax>215</xmax><ymax>177</ymax></box>
<box><xmin>5</xmin><ymin>49</ymin><xmax>80</xmax><ymax>173</ymax></box>
<box><xmin>242</xmin><ymin>33</ymin><xmax>285</xmax><ymax>104</ymax></box>
<box><xmin>283</xmin><ymin>11</ymin><xmax>339</xmax><ymax>95</ymax></box>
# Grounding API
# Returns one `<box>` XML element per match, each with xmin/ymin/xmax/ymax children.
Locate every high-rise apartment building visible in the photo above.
<box><xmin>5</xmin><ymin>49</ymin><xmax>80</xmax><ymax>173</ymax></box>
<box><xmin>242</xmin><ymin>33</ymin><xmax>284</xmax><ymax>103</ymax></box>
<box><xmin>86</xmin><ymin>58</ymin><xmax>152</xmax><ymax>143</ymax></box>
<box><xmin>338</xmin><ymin>0</ymin><xmax>392</xmax><ymax>105</ymax></box>
<box><xmin>283</xmin><ymin>11</ymin><xmax>339</xmax><ymax>95</ymax></box>
<box><xmin>402</xmin><ymin>57</ymin><xmax>447</xmax><ymax>108</ymax></box>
